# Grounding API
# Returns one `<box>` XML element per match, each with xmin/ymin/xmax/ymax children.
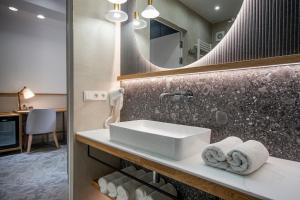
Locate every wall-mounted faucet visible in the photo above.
<box><xmin>159</xmin><ymin>90</ymin><xmax>193</xmax><ymax>102</ymax></box>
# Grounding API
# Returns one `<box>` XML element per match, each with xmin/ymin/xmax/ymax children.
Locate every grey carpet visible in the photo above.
<box><xmin>0</xmin><ymin>146</ymin><xmax>68</xmax><ymax>200</ymax></box>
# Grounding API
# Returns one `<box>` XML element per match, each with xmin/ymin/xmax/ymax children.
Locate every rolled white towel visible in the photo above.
<box><xmin>145</xmin><ymin>183</ymin><xmax>177</xmax><ymax>200</ymax></box>
<box><xmin>135</xmin><ymin>178</ymin><xmax>165</xmax><ymax>200</ymax></box>
<box><xmin>227</xmin><ymin>140</ymin><xmax>269</xmax><ymax>175</ymax></box>
<box><xmin>116</xmin><ymin>172</ymin><xmax>153</xmax><ymax>200</ymax></box>
<box><xmin>202</xmin><ymin>136</ymin><xmax>243</xmax><ymax>170</ymax></box>
<box><xmin>98</xmin><ymin>166</ymin><xmax>136</xmax><ymax>194</ymax></box>
<box><xmin>107</xmin><ymin>169</ymin><xmax>145</xmax><ymax>198</ymax></box>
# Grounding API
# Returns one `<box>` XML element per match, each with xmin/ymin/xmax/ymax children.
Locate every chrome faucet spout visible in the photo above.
<box><xmin>159</xmin><ymin>90</ymin><xmax>193</xmax><ymax>102</ymax></box>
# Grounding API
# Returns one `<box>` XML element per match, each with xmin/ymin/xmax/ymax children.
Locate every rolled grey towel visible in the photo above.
<box><xmin>227</xmin><ymin>140</ymin><xmax>269</xmax><ymax>175</ymax></box>
<box><xmin>98</xmin><ymin>166</ymin><xmax>136</xmax><ymax>194</ymax></box>
<box><xmin>135</xmin><ymin>178</ymin><xmax>165</xmax><ymax>200</ymax></box>
<box><xmin>116</xmin><ymin>172</ymin><xmax>153</xmax><ymax>200</ymax></box>
<box><xmin>107</xmin><ymin>169</ymin><xmax>145</xmax><ymax>198</ymax></box>
<box><xmin>202</xmin><ymin>137</ymin><xmax>243</xmax><ymax>170</ymax></box>
<box><xmin>145</xmin><ymin>183</ymin><xmax>177</xmax><ymax>200</ymax></box>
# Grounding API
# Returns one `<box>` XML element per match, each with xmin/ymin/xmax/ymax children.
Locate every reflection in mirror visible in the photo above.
<box><xmin>134</xmin><ymin>0</ymin><xmax>244</xmax><ymax>69</ymax></box>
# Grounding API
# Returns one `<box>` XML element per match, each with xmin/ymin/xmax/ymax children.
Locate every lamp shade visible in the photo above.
<box><xmin>133</xmin><ymin>18</ymin><xmax>147</xmax><ymax>29</ymax></box>
<box><xmin>141</xmin><ymin>5</ymin><xmax>159</xmax><ymax>19</ymax></box>
<box><xmin>107</xmin><ymin>0</ymin><xmax>127</xmax><ymax>4</ymax></box>
<box><xmin>22</xmin><ymin>87</ymin><xmax>35</xmax><ymax>99</ymax></box>
<box><xmin>133</xmin><ymin>11</ymin><xmax>147</xmax><ymax>29</ymax></box>
<box><xmin>105</xmin><ymin>4</ymin><xmax>128</xmax><ymax>23</ymax></box>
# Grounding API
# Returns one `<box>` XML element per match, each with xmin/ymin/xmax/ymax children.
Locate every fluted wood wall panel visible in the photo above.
<box><xmin>121</xmin><ymin>0</ymin><xmax>300</xmax><ymax>75</ymax></box>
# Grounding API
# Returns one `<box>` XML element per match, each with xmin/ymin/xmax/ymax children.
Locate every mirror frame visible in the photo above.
<box><xmin>119</xmin><ymin>0</ymin><xmax>300</xmax><ymax>80</ymax></box>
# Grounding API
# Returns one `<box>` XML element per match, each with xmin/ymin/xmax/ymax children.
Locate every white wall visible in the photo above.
<box><xmin>150</xmin><ymin>32</ymin><xmax>182</xmax><ymax>68</ymax></box>
<box><xmin>0</xmin><ymin>4</ymin><xmax>66</xmax><ymax>94</ymax></box>
<box><xmin>212</xmin><ymin>20</ymin><xmax>233</xmax><ymax>47</ymax></box>
<box><xmin>73</xmin><ymin>0</ymin><xmax>120</xmax><ymax>199</ymax></box>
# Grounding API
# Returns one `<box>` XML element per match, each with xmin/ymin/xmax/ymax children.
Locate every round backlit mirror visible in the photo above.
<box><xmin>134</xmin><ymin>0</ymin><xmax>244</xmax><ymax>68</ymax></box>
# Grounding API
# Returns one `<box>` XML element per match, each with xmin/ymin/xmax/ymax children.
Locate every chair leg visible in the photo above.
<box><xmin>27</xmin><ymin>134</ymin><xmax>33</xmax><ymax>153</ymax></box>
<box><xmin>53</xmin><ymin>131</ymin><xmax>60</xmax><ymax>148</ymax></box>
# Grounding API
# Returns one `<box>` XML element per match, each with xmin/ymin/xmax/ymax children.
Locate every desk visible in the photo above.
<box><xmin>15</xmin><ymin>108</ymin><xmax>66</xmax><ymax>114</ymax></box>
<box><xmin>15</xmin><ymin>108</ymin><xmax>67</xmax><ymax>146</ymax></box>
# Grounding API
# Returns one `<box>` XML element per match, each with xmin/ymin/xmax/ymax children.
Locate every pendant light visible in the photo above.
<box><xmin>105</xmin><ymin>4</ymin><xmax>128</xmax><ymax>23</ymax></box>
<box><xmin>141</xmin><ymin>0</ymin><xmax>160</xmax><ymax>19</ymax></box>
<box><xmin>107</xmin><ymin>0</ymin><xmax>127</xmax><ymax>4</ymax></box>
<box><xmin>133</xmin><ymin>11</ymin><xmax>147</xmax><ymax>29</ymax></box>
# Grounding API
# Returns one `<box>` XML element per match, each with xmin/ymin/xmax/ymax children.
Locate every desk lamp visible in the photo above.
<box><xmin>17</xmin><ymin>87</ymin><xmax>35</xmax><ymax>110</ymax></box>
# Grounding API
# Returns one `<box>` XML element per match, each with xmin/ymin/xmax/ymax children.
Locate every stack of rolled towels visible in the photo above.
<box><xmin>201</xmin><ymin>136</ymin><xmax>269</xmax><ymax>175</ymax></box>
<box><xmin>98</xmin><ymin>166</ymin><xmax>178</xmax><ymax>200</ymax></box>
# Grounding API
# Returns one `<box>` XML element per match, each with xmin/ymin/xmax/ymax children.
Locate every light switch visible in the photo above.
<box><xmin>83</xmin><ymin>91</ymin><xmax>107</xmax><ymax>101</ymax></box>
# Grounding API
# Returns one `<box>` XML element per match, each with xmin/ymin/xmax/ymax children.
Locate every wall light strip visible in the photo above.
<box><xmin>117</xmin><ymin>55</ymin><xmax>300</xmax><ymax>81</ymax></box>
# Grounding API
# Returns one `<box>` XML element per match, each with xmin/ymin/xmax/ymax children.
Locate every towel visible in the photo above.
<box><xmin>107</xmin><ymin>169</ymin><xmax>146</xmax><ymax>198</ymax></box>
<box><xmin>135</xmin><ymin>178</ymin><xmax>165</xmax><ymax>200</ymax></box>
<box><xmin>202</xmin><ymin>136</ymin><xmax>243</xmax><ymax>169</ymax></box>
<box><xmin>98</xmin><ymin>166</ymin><xmax>136</xmax><ymax>194</ymax></box>
<box><xmin>227</xmin><ymin>140</ymin><xmax>269</xmax><ymax>175</ymax></box>
<box><xmin>145</xmin><ymin>183</ymin><xmax>177</xmax><ymax>200</ymax></box>
<box><xmin>116</xmin><ymin>172</ymin><xmax>153</xmax><ymax>200</ymax></box>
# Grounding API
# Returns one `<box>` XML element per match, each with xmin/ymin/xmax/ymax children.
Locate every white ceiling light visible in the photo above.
<box><xmin>214</xmin><ymin>5</ymin><xmax>220</xmax><ymax>11</ymax></box>
<box><xmin>8</xmin><ymin>6</ymin><xmax>18</xmax><ymax>12</ymax></box>
<box><xmin>37</xmin><ymin>14</ymin><xmax>46</xmax><ymax>19</ymax></box>
<box><xmin>141</xmin><ymin>0</ymin><xmax>159</xmax><ymax>19</ymax></box>
<box><xmin>105</xmin><ymin>4</ymin><xmax>128</xmax><ymax>23</ymax></box>
<box><xmin>107</xmin><ymin>0</ymin><xmax>127</xmax><ymax>4</ymax></box>
<box><xmin>133</xmin><ymin>11</ymin><xmax>147</xmax><ymax>29</ymax></box>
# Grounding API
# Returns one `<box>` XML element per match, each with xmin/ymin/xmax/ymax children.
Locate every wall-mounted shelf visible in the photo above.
<box><xmin>87</xmin><ymin>146</ymin><xmax>178</xmax><ymax>199</ymax></box>
<box><xmin>117</xmin><ymin>54</ymin><xmax>300</xmax><ymax>81</ymax></box>
<box><xmin>76</xmin><ymin>129</ymin><xmax>300</xmax><ymax>200</ymax></box>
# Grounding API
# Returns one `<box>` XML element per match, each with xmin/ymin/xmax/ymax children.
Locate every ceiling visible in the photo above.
<box><xmin>178</xmin><ymin>0</ymin><xmax>244</xmax><ymax>24</ymax></box>
<box><xmin>0</xmin><ymin>0</ymin><xmax>66</xmax><ymax>21</ymax></box>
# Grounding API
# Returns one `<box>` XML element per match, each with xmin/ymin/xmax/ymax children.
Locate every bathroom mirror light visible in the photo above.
<box><xmin>105</xmin><ymin>4</ymin><xmax>128</xmax><ymax>23</ymax></box>
<box><xmin>107</xmin><ymin>0</ymin><xmax>127</xmax><ymax>4</ymax></box>
<box><xmin>133</xmin><ymin>11</ymin><xmax>147</xmax><ymax>29</ymax></box>
<box><xmin>8</xmin><ymin>6</ymin><xmax>18</xmax><ymax>12</ymax></box>
<box><xmin>141</xmin><ymin>0</ymin><xmax>159</xmax><ymax>19</ymax></box>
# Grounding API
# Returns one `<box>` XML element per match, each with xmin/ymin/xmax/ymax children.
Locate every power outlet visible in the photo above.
<box><xmin>83</xmin><ymin>91</ymin><xmax>108</xmax><ymax>101</ymax></box>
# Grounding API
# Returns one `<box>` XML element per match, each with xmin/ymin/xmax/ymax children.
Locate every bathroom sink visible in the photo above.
<box><xmin>109</xmin><ymin>120</ymin><xmax>211</xmax><ymax>160</ymax></box>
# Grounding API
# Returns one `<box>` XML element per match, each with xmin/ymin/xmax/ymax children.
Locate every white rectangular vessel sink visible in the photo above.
<box><xmin>109</xmin><ymin>120</ymin><xmax>211</xmax><ymax>160</ymax></box>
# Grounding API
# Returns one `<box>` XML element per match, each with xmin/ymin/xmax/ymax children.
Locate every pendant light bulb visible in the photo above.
<box><xmin>107</xmin><ymin>0</ymin><xmax>127</xmax><ymax>4</ymax></box>
<box><xmin>141</xmin><ymin>0</ymin><xmax>160</xmax><ymax>19</ymax></box>
<box><xmin>133</xmin><ymin>11</ymin><xmax>147</xmax><ymax>29</ymax></box>
<box><xmin>105</xmin><ymin>4</ymin><xmax>128</xmax><ymax>23</ymax></box>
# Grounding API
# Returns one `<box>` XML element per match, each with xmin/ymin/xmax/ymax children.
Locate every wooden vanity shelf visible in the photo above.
<box><xmin>77</xmin><ymin>129</ymin><xmax>300</xmax><ymax>200</ymax></box>
<box><xmin>91</xmin><ymin>179</ymin><xmax>115</xmax><ymax>200</ymax></box>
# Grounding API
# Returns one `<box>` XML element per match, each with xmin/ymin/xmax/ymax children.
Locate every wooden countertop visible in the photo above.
<box><xmin>14</xmin><ymin>108</ymin><xmax>66</xmax><ymax>114</ymax></box>
<box><xmin>76</xmin><ymin>129</ymin><xmax>300</xmax><ymax>200</ymax></box>
<box><xmin>0</xmin><ymin>112</ymin><xmax>20</xmax><ymax>117</ymax></box>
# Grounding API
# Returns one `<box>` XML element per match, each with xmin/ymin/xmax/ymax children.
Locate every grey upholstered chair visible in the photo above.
<box><xmin>26</xmin><ymin>109</ymin><xmax>59</xmax><ymax>152</ymax></box>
